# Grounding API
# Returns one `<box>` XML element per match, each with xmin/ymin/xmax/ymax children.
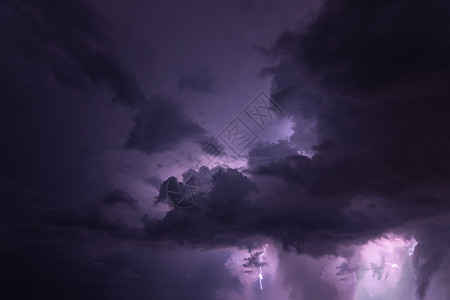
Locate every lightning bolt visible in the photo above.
<box><xmin>385</xmin><ymin>262</ymin><xmax>400</xmax><ymax>269</ymax></box>
<box><xmin>258</xmin><ymin>244</ymin><xmax>268</xmax><ymax>290</ymax></box>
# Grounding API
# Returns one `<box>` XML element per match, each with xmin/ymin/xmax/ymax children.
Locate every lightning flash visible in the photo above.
<box><xmin>258</xmin><ymin>244</ymin><xmax>268</xmax><ymax>290</ymax></box>
<box><xmin>385</xmin><ymin>262</ymin><xmax>400</xmax><ymax>269</ymax></box>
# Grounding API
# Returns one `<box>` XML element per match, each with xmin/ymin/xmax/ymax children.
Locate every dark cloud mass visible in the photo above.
<box><xmin>2</xmin><ymin>0</ymin><xmax>450</xmax><ymax>299</ymax></box>
<box><xmin>148</xmin><ymin>0</ymin><xmax>450</xmax><ymax>297</ymax></box>
<box><xmin>179</xmin><ymin>67</ymin><xmax>216</xmax><ymax>93</ymax></box>
<box><xmin>125</xmin><ymin>97</ymin><xmax>207</xmax><ymax>154</ymax></box>
<box><xmin>261</xmin><ymin>0</ymin><xmax>450</xmax><ymax>297</ymax></box>
<box><xmin>0</xmin><ymin>0</ymin><xmax>145</xmax><ymax>106</ymax></box>
<box><xmin>101</xmin><ymin>189</ymin><xmax>138</xmax><ymax>209</ymax></box>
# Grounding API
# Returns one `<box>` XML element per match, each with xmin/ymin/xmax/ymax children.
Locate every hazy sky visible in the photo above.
<box><xmin>2</xmin><ymin>0</ymin><xmax>450</xmax><ymax>299</ymax></box>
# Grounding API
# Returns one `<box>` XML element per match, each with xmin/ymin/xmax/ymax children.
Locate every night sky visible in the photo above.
<box><xmin>2</xmin><ymin>0</ymin><xmax>450</xmax><ymax>299</ymax></box>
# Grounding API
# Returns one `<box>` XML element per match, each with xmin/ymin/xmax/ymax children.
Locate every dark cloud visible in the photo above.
<box><xmin>0</xmin><ymin>0</ymin><xmax>152</xmax><ymax>209</ymax></box>
<box><xmin>197</xmin><ymin>135</ymin><xmax>226</xmax><ymax>157</ymax></box>
<box><xmin>141</xmin><ymin>0</ymin><xmax>450</xmax><ymax>297</ymax></box>
<box><xmin>1</xmin><ymin>0</ymin><xmax>210</xmax><ymax>174</ymax></box>
<box><xmin>145</xmin><ymin>168</ymin><xmax>259</xmax><ymax>246</ymax></box>
<box><xmin>47</xmin><ymin>206</ymin><xmax>132</xmax><ymax>235</ymax></box>
<box><xmin>256</xmin><ymin>0</ymin><xmax>450</xmax><ymax>297</ymax></box>
<box><xmin>0</xmin><ymin>0</ymin><xmax>145</xmax><ymax>106</ymax></box>
<box><xmin>140</xmin><ymin>143</ymin><xmax>447</xmax><ymax>266</ymax></box>
<box><xmin>3</xmin><ymin>0</ymin><xmax>450</xmax><ymax>298</ymax></box>
<box><xmin>0</xmin><ymin>242</ymin><xmax>242</xmax><ymax>300</ymax></box>
<box><xmin>258</xmin><ymin>0</ymin><xmax>450</xmax><ymax>209</ymax></box>
<box><xmin>101</xmin><ymin>189</ymin><xmax>138</xmax><ymax>209</ymax></box>
<box><xmin>125</xmin><ymin>97</ymin><xmax>207</xmax><ymax>154</ymax></box>
<box><xmin>179</xmin><ymin>67</ymin><xmax>216</xmax><ymax>93</ymax></box>
<box><xmin>247</xmin><ymin>140</ymin><xmax>299</xmax><ymax>169</ymax></box>
<box><xmin>144</xmin><ymin>166</ymin><xmax>387</xmax><ymax>257</ymax></box>
<box><xmin>243</xmin><ymin>249</ymin><xmax>267</xmax><ymax>268</ymax></box>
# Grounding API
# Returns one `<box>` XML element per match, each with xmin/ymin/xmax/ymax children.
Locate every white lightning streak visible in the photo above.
<box><xmin>385</xmin><ymin>262</ymin><xmax>400</xmax><ymax>269</ymax></box>
<box><xmin>258</xmin><ymin>244</ymin><xmax>268</xmax><ymax>290</ymax></box>
<box><xmin>258</xmin><ymin>267</ymin><xmax>263</xmax><ymax>290</ymax></box>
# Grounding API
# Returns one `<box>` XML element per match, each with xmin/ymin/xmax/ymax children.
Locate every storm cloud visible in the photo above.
<box><xmin>2</xmin><ymin>0</ymin><xmax>450</xmax><ymax>299</ymax></box>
